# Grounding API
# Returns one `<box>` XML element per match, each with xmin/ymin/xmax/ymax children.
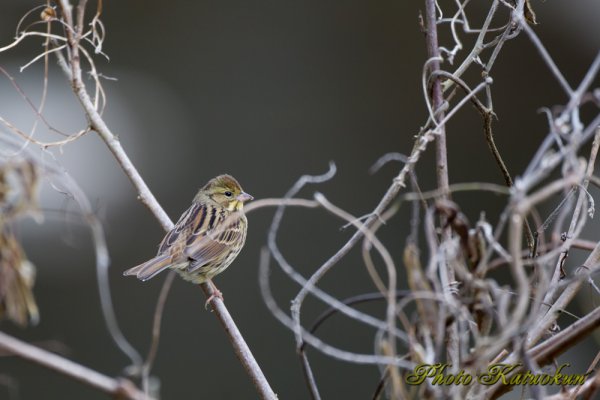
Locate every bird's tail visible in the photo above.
<box><xmin>123</xmin><ymin>254</ymin><xmax>172</xmax><ymax>281</ymax></box>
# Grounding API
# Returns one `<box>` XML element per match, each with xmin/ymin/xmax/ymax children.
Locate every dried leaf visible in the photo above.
<box><xmin>0</xmin><ymin>226</ymin><xmax>39</xmax><ymax>326</ymax></box>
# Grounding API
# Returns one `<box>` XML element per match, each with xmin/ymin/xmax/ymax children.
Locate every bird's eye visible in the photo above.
<box><xmin>224</xmin><ymin>191</ymin><xmax>233</xmax><ymax>197</ymax></box>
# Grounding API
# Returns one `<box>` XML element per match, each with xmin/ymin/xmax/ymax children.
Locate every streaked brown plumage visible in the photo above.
<box><xmin>123</xmin><ymin>175</ymin><xmax>252</xmax><ymax>285</ymax></box>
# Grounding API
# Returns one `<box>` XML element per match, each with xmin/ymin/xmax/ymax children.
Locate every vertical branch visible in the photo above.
<box><xmin>424</xmin><ymin>0</ymin><xmax>450</xmax><ymax>198</ymax></box>
<box><xmin>423</xmin><ymin>0</ymin><xmax>458</xmax><ymax>368</ymax></box>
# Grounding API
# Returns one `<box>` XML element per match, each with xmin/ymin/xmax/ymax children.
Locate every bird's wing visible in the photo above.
<box><xmin>157</xmin><ymin>202</ymin><xmax>207</xmax><ymax>254</ymax></box>
<box><xmin>184</xmin><ymin>212</ymin><xmax>246</xmax><ymax>272</ymax></box>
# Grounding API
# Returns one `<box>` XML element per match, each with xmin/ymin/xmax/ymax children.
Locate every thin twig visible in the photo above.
<box><xmin>488</xmin><ymin>304</ymin><xmax>600</xmax><ymax>399</ymax></box>
<box><xmin>141</xmin><ymin>271</ymin><xmax>176</xmax><ymax>397</ymax></box>
<box><xmin>537</xmin><ymin>129</ymin><xmax>600</xmax><ymax>331</ymax></box>
<box><xmin>258</xmin><ymin>247</ymin><xmax>414</xmax><ymax>368</ymax></box>
<box><xmin>0</xmin><ymin>331</ymin><xmax>151</xmax><ymax>400</ymax></box>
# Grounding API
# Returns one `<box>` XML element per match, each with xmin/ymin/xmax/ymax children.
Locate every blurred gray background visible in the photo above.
<box><xmin>0</xmin><ymin>1</ymin><xmax>599</xmax><ymax>399</ymax></box>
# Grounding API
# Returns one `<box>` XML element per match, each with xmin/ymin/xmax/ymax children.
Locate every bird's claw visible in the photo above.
<box><xmin>204</xmin><ymin>288</ymin><xmax>224</xmax><ymax>310</ymax></box>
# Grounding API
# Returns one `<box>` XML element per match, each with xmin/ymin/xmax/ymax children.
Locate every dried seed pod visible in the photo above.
<box><xmin>0</xmin><ymin>226</ymin><xmax>39</xmax><ymax>326</ymax></box>
<box><xmin>40</xmin><ymin>6</ymin><xmax>56</xmax><ymax>22</ymax></box>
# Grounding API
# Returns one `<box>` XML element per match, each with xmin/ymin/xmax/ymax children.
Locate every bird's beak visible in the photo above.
<box><xmin>236</xmin><ymin>192</ymin><xmax>254</xmax><ymax>202</ymax></box>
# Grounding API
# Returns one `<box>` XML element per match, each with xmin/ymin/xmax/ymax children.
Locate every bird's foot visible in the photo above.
<box><xmin>204</xmin><ymin>283</ymin><xmax>223</xmax><ymax>309</ymax></box>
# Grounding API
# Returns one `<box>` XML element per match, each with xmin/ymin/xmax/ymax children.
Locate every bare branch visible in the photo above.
<box><xmin>0</xmin><ymin>331</ymin><xmax>151</xmax><ymax>400</ymax></box>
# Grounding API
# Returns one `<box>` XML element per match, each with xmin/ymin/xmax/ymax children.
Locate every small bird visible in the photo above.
<box><xmin>124</xmin><ymin>175</ymin><xmax>252</xmax><ymax>303</ymax></box>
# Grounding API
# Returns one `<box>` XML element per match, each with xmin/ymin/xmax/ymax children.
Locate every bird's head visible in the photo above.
<box><xmin>197</xmin><ymin>174</ymin><xmax>253</xmax><ymax>211</ymax></box>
